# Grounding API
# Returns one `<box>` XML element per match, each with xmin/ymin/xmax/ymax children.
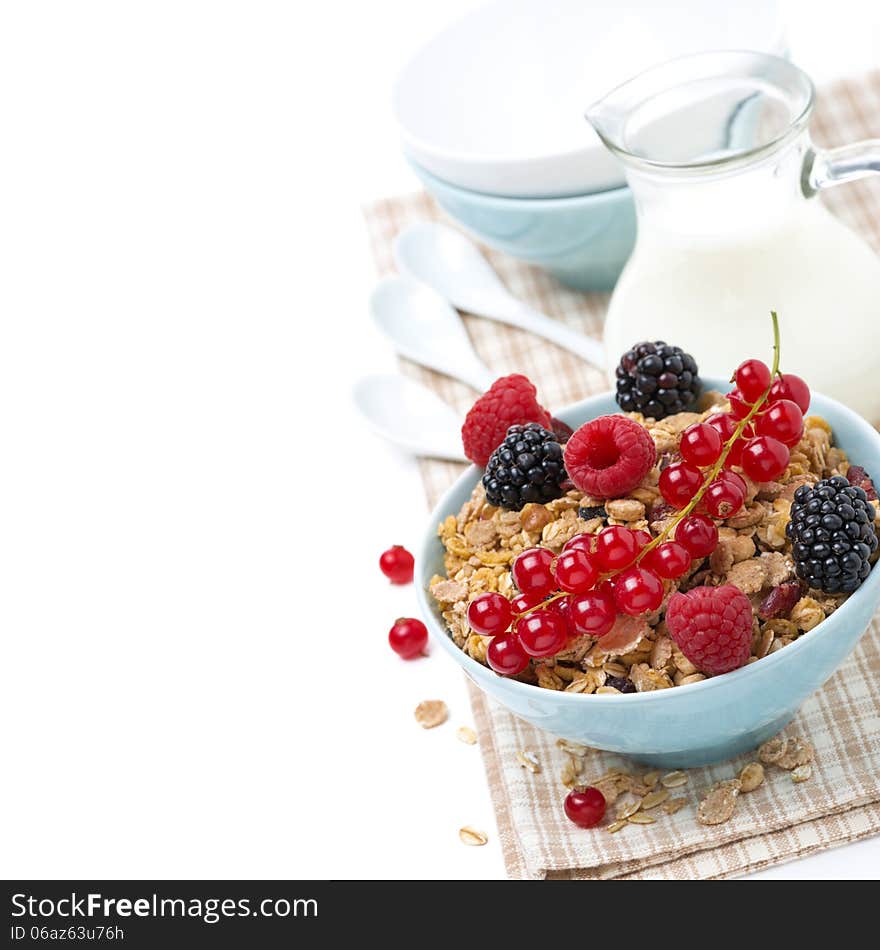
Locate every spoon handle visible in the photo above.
<box><xmin>489</xmin><ymin>299</ymin><xmax>606</xmax><ymax>370</ymax></box>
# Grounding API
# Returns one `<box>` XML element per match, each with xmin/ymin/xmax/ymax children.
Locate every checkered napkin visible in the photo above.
<box><xmin>362</xmin><ymin>71</ymin><xmax>880</xmax><ymax>879</ymax></box>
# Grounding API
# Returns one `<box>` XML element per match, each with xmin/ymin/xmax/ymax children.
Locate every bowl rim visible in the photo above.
<box><xmin>406</xmin><ymin>158</ymin><xmax>632</xmax><ymax>208</ymax></box>
<box><xmin>416</xmin><ymin>378</ymin><xmax>880</xmax><ymax>704</ymax></box>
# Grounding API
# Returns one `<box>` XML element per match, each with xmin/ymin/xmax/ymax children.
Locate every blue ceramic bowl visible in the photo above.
<box><xmin>416</xmin><ymin>379</ymin><xmax>880</xmax><ymax>768</ymax></box>
<box><xmin>407</xmin><ymin>160</ymin><xmax>636</xmax><ymax>292</ymax></box>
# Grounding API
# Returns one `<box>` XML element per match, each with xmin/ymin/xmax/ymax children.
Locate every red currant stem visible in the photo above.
<box><xmin>510</xmin><ymin>312</ymin><xmax>782</xmax><ymax>623</ymax></box>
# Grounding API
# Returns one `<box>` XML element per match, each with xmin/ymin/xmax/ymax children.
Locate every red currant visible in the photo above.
<box><xmin>675</xmin><ymin>514</ymin><xmax>718</xmax><ymax>558</ymax></box>
<box><xmin>613</xmin><ymin>566</ymin><xmax>664</xmax><ymax>616</ymax></box>
<box><xmin>659</xmin><ymin>461</ymin><xmax>703</xmax><ymax>508</ymax></box>
<box><xmin>741</xmin><ymin>435</ymin><xmax>789</xmax><ymax>482</ymax></box>
<box><xmin>379</xmin><ymin>545</ymin><xmax>414</xmax><ymax>584</ymax></box>
<box><xmin>562</xmin><ymin>532</ymin><xmax>594</xmax><ymax>555</ymax></box>
<box><xmin>735</xmin><ymin>358</ymin><xmax>772</xmax><ymax>402</ymax></box>
<box><xmin>755</xmin><ymin>398</ymin><xmax>804</xmax><ymax>447</ymax></box>
<box><xmin>515</xmin><ymin>611</ymin><xmax>568</xmax><ymax>657</ymax></box>
<box><xmin>716</xmin><ymin>469</ymin><xmax>747</xmax><ymax>497</ymax></box>
<box><xmin>544</xmin><ymin>594</ymin><xmax>574</xmax><ymax>633</ymax></box>
<box><xmin>486</xmin><ymin>633</ymin><xmax>530</xmax><ymax>675</ymax></box>
<box><xmin>769</xmin><ymin>373</ymin><xmax>810</xmax><ymax>413</ymax></box>
<box><xmin>564</xmin><ymin>787</ymin><xmax>606</xmax><ymax>828</ymax></box>
<box><xmin>680</xmin><ymin>422</ymin><xmax>722</xmax><ymax>467</ymax></box>
<box><xmin>595</xmin><ymin>525</ymin><xmax>638</xmax><ymax>571</ymax></box>
<box><xmin>510</xmin><ymin>590</ymin><xmax>543</xmax><ymax>614</ymax></box>
<box><xmin>646</xmin><ymin>540</ymin><xmax>691</xmax><ymax>579</ymax></box>
<box><xmin>467</xmin><ymin>592</ymin><xmax>513</xmax><ymax>636</ymax></box>
<box><xmin>512</xmin><ymin>547</ymin><xmax>556</xmax><ymax>597</ymax></box>
<box><xmin>553</xmin><ymin>548</ymin><xmax>599</xmax><ymax>594</ymax></box>
<box><xmin>633</xmin><ymin>529</ymin><xmax>652</xmax><ymax>550</ymax></box>
<box><xmin>568</xmin><ymin>588</ymin><xmax>616</xmax><ymax>638</ymax></box>
<box><xmin>705</xmin><ymin>478</ymin><xmax>745</xmax><ymax>518</ymax></box>
<box><xmin>727</xmin><ymin>389</ymin><xmax>752</xmax><ymax>420</ymax></box>
<box><xmin>388</xmin><ymin>617</ymin><xmax>428</xmax><ymax>659</ymax></box>
<box><xmin>706</xmin><ymin>413</ymin><xmax>751</xmax><ymax>468</ymax></box>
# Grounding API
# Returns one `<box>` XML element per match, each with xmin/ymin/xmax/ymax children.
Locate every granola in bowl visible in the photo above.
<box><xmin>431</xmin><ymin>398</ymin><xmax>879</xmax><ymax>694</ymax></box>
<box><xmin>429</xmin><ymin>324</ymin><xmax>880</xmax><ymax>696</ymax></box>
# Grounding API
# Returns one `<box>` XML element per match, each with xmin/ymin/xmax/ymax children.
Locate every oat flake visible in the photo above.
<box><xmin>628</xmin><ymin>813</ymin><xmax>656</xmax><ymax>825</ymax></box>
<box><xmin>697</xmin><ymin>785</ymin><xmax>739</xmax><ymax>825</ymax></box>
<box><xmin>640</xmin><ymin>788</ymin><xmax>670</xmax><ymax>810</ymax></box>
<box><xmin>456</xmin><ymin>726</ymin><xmax>477</xmax><ymax>745</ymax></box>
<box><xmin>661</xmin><ymin>770</ymin><xmax>689</xmax><ymax>788</ymax></box>
<box><xmin>414</xmin><ymin>700</ymin><xmax>448</xmax><ymax>729</ymax></box>
<box><xmin>459</xmin><ymin>826</ymin><xmax>488</xmax><ymax>846</ymax></box>
<box><xmin>739</xmin><ymin>762</ymin><xmax>765</xmax><ymax>792</ymax></box>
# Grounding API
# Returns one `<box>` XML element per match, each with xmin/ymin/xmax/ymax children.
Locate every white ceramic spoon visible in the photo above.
<box><xmin>393</xmin><ymin>222</ymin><xmax>607</xmax><ymax>370</ymax></box>
<box><xmin>369</xmin><ymin>275</ymin><xmax>495</xmax><ymax>392</ymax></box>
<box><xmin>352</xmin><ymin>374</ymin><xmax>468</xmax><ymax>462</ymax></box>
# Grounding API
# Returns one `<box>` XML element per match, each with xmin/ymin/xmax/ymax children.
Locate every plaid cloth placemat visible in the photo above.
<box><xmin>363</xmin><ymin>71</ymin><xmax>880</xmax><ymax>879</ymax></box>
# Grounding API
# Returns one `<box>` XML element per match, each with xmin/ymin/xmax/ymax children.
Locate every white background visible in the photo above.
<box><xmin>1</xmin><ymin>0</ymin><xmax>878</xmax><ymax>881</ymax></box>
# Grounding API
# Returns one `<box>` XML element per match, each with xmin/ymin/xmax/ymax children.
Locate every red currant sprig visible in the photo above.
<box><xmin>471</xmin><ymin>312</ymin><xmax>803</xmax><ymax>678</ymax></box>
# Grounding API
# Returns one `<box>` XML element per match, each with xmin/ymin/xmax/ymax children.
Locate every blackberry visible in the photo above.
<box><xmin>615</xmin><ymin>341</ymin><xmax>700</xmax><ymax>420</ymax></box>
<box><xmin>786</xmin><ymin>475</ymin><xmax>878</xmax><ymax>594</ymax></box>
<box><xmin>482</xmin><ymin>423</ymin><xmax>566</xmax><ymax>511</ymax></box>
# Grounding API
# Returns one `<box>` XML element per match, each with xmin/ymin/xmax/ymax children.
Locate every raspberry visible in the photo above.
<box><xmin>563</xmin><ymin>415</ymin><xmax>656</xmax><ymax>499</ymax></box>
<box><xmin>461</xmin><ymin>375</ymin><xmax>552</xmax><ymax>467</ymax></box>
<box><xmin>665</xmin><ymin>584</ymin><xmax>753</xmax><ymax>676</ymax></box>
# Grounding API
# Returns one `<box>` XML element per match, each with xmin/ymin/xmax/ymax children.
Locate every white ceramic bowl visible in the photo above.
<box><xmin>393</xmin><ymin>0</ymin><xmax>786</xmax><ymax>198</ymax></box>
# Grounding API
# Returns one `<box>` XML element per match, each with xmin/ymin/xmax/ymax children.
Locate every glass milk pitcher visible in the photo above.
<box><xmin>586</xmin><ymin>52</ymin><xmax>880</xmax><ymax>422</ymax></box>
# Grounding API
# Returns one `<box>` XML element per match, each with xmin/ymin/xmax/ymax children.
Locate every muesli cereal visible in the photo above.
<box><xmin>431</xmin><ymin>389</ymin><xmax>879</xmax><ymax>694</ymax></box>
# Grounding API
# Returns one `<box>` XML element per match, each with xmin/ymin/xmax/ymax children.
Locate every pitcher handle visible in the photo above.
<box><xmin>802</xmin><ymin>140</ymin><xmax>880</xmax><ymax>196</ymax></box>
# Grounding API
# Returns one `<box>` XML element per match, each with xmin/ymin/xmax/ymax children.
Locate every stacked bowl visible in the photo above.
<box><xmin>393</xmin><ymin>0</ymin><xmax>786</xmax><ymax>290</ymax></box>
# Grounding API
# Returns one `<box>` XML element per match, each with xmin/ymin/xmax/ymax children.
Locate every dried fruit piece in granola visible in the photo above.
<box><xmin>758</xmin><ymin>582</ymin><xmax>802</xmax><ymax>620</ymax></box>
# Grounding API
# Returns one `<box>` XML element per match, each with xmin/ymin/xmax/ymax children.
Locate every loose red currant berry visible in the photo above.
<box><xmin>735</xmin><ymin>358</ymin><xmax>772</xmax><ymax>402</ymax></box>
<box><xmin>680</xmin><ymin>422</ymin><xmax>723</xmax><ymax>467</ymax></box>
<box><xmin>467</xmin><ymin>592</ymin><xmax>513</xmax><ymax>636</ymax></box>
<box><xmin>486</xmin><ymin>633</ymin><xmax>530</xmax><ymax>675</ymax></box>
<box><xmin>769</xmin><ymin>373</ymin><xmax>810</xmax><ymax>413</ymax></box>
<box><xmin>646</xmin><ymin>540</ymin><xmax>691</xmax><ymax>579</ymax></box>
<box><xmin>727</xmin><ymin>389</ymin><xmax>752</xmax><ymax>420</ymax></box>
<box><xmin>379</xmin><ymin>545</ymin><xmax>414</xmax><ymax>584</ymax></box>
<box><xmin>562</xmin><ymin>532</ymin><xmax>594</xmax><ymax>555</ymax></box>
<box><xmin>755</xmin><ymin>398</ymin><xmax>803</xmax><ymax>447</ymax></box>
<box><xmin>675</xmin><ymin>514</ymin><xmax>718</xmax><ymax>558</ymax></box>
<box><xmin>510</xmin><ymin>590</ymin><xmax>543</xmax><ymax>614</ymax></box>
<box><xmin>659</xmin><ymin>461</ymin><xmax>703</xmax><ymax>508</ymax></box>
<box><xmin>564</xmin><ymin>787</ymin><xmax>606</xmax><ymax>828</ymax></box>
<box><xmin>515</xmin><ymin>611</ymin><xmax>568</xmax><ymax>657</ymax></box>
<box><xmin>705</xmin><ymin>478</ymin><xmax>744</xmax><ymax>518</ymax></box>
<box><xmin>553</xmin><ymin>548</ymin><xmax>599</xmax><ymax>594</ymax></box>
<box><xmin>512</xmin><ymin>547</ymin><xmax>556</xmax><ymax>597</ymax></box>
<box><xmin>568</xmin><ymin>588</ymin><xmax>616</xmax><ymax>638</ymax></box>
<box><xmin>388</xmin><ymin>617</ymin><xmax>428</xmax><ymax>659</ymax></box>
<box><xmin>741</xmin><ymin>435</ymin><xmax>789</xmax><ymax>482</ymax></box>
<box><xmin>595</xmin><ymin>525</ymin><xmax>638</xmax><ymax>571</ymax></box>
<box><xmin>613</xmin><ymin>566</ymin><xmax>664</xmax><ymax>616</ymax></box>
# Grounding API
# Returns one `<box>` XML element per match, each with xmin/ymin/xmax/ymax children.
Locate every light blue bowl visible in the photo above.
<box><xmin>416</xmin><ymin>379</ymin><xmax>880</xmax><ymax>768</ymax></box>
<box><xmin>407</xmin><ymin>160</ymin><xmax>636</xmax><ymax>292</ymax></box>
